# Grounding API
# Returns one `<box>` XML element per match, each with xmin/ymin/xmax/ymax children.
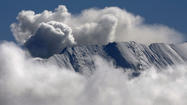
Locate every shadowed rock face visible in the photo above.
<box><xmin>30</xmin><ymin>41</ymin><xmax>187</xmax><ymax>73</ymax></box>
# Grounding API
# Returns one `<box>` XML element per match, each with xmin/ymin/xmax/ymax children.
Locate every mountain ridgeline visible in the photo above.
<box><xmin>29</xmin><ymin>41</ymin><xmax>187</xmax><ymax>73</ymax></box>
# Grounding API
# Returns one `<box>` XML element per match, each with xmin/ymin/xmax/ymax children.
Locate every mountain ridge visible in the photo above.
<box><xmin>32</xmin><ymin>41</ymin><xmax>187</xmax><ymax>74</ymax></box>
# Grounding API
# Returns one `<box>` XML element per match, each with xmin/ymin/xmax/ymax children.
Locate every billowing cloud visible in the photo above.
<box><xmin>11</xmin><ymin>5</ymin><xmax>184</xmax><ymax>57</ymax></box>
<box><xmin>70</xmin><ymin>7</ymin><xmax>184</xmax><ymax>45</ymax></box>
<box><xmin>0</xmin><ymin>42</ymin><xmax>187</xmax><ymax>105</ymax></box>
<box><xmin>11</xmin><ymin>5</ymin><xmax>71</xmax><ymax>44</ymax></box>
<box><xmin>25</xmin><ymin>21</ymin><xmax>75</xmax><ymax>57</ymax></box>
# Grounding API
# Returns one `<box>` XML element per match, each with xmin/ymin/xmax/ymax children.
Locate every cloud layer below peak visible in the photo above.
<box><xmin>0</xmin><ymin>42</ymin><xmax>187</xmax><ymax>105</ymax></box>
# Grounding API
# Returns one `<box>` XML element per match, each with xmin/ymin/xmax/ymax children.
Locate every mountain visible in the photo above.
<box><xmin>33</xmin><ymin>41</ymin><xmax>187</xmax><ymax>74</ymax></box>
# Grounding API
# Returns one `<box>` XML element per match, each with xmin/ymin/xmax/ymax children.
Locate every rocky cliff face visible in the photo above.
<box><xmin>34</xmin><ymin>41</ymin><xmax>187</xmax><ymax>73</ymax></box>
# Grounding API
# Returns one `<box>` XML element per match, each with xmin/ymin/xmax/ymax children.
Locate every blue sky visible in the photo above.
<box><xmin>0</xmin><ymin>0</ymin><xmax>187</xmax><ymax>41</ymax></box>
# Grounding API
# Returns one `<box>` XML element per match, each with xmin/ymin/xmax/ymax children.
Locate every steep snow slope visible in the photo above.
<box><xmin>38</xmin><ymin>42</ymin><xmax>187</xmax><ymax>73</ymax></box>
<box><xmin>171</xmin><ymin>43</ymin><xmax>187</xmax><ymax>60</ymax></box>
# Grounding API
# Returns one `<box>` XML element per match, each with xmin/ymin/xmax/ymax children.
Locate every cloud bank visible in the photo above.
<box><xmin>0</xmin><ymin>42</ymin><xmax>187</xmax><ymax>105</ymax></box>
<box><xmin>11</xmin><ymin>5</ymin><xmax>184</xmax><ymax>57</ymax></box>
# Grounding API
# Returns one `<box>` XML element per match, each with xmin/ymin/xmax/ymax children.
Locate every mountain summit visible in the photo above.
<box><xmin>29</xmin><ymin>41</ymin><xmax>187</xmax><ymax>74</ymax></box>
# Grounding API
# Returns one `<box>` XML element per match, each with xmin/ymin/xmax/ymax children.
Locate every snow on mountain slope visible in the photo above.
<box><xmin>37</xmin><ymin>42</ymin><xmax>187</xmax><ymax>73</ymax></box>
<box><xmin>149</xmin><ymin>43</ymin><xmax>185</xmax><ymax>67</ymax></box>
<box><xmin>171</xmin><ymin>43</ymin><xmax>187</xmax><ymax>60</ymax></box>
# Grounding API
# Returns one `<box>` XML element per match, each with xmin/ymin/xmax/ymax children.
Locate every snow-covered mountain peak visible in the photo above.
<box><xmin>32</xmin><ymin>41</ymin><xmax>187</xmax><ymax>73</ymax></box>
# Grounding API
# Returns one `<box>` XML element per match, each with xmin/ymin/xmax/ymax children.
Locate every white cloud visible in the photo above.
<box><xmin>11</xmin><ymin>5</ymin><xmax>184</xmax><ymax>47</ymax></box>
<box><xmin>11</xmin><ymin>5</ymin><xmax>70</xmax><ymax>44</ymax></box>
<box><xmin>0</xmin><ymin>42</ymin><xmax>187</xmax><ymax>105</ymax></box>
<box><xmin>25</xmin><ymin>21</ymin><xmax>75</xmax><ymax>57</ymax></box>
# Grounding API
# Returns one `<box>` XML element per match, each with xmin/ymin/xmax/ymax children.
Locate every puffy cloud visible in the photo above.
<box><xmin>25</xmin><ymin>21</ymin><xmax>75</xmax><ymax>58</ymax></box>
<box><xmin>69</xmin><ymin>7</ymin><xmax>184</xmax><ymax>44</ymax></box>
<box><xmin>73</xmin><ymin>14</ymin><xmax>118</xmax><ymax>45</ymax></box>
<box><xmin>0</xmin><ymin>42</ymin><xmax>85</xmax><ymax>105</ymax></box>
<box><xmin>11</xmin><ymin>5</ymin><xmax>184</xmax><ymax>57</ymax></box>
<box><xmin>0</xmin><ymin>42</ymin><xmax>187</xmax><ymax>105</ymax></box>
<box><xmin>11</xmin><ymin>5</ymin><xmax>70</xmax><ymax>44</ymax></box>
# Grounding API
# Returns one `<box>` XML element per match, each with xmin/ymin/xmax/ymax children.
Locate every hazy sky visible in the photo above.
<box><xmin>0</xmin><ymin>0</ymin><xmax>187</xmax><ymax>41</ymax></box>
